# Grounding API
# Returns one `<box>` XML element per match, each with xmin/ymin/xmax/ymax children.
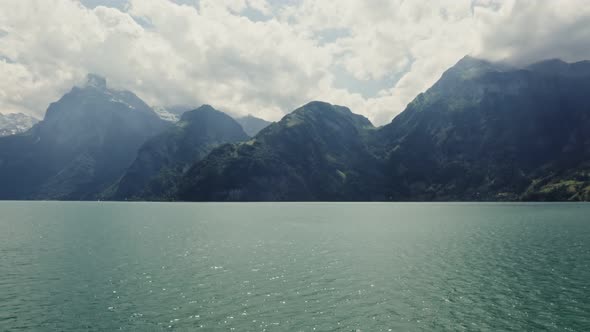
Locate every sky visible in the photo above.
<box><xmin>1</xmin><ymin>0</ymin><xmax>590</xmax><ymax>125</ymax></box>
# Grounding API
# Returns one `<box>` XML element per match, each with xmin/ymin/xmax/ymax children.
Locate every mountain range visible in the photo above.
<box><xmin>176</xmin><ymin>101</ymin><xmax>381</xmax><ymax>201</ymax></box>
<box><xmin>0</xmin><ymin>113</ymin><xmax>39</xmax><ymax>137</ymax></box>
<box><xmin>1</xmin><ymin>57</ymin><xmax>589</xmax><ymax>201</ymax></box>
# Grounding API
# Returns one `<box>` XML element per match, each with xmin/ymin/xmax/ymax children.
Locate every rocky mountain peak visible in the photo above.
<box><xmin>85</xmin><ymin>74</ymin><xmax>107</xmax><ymax>90</ymax></box>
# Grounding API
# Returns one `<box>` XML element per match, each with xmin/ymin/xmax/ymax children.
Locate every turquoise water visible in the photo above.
<box><xmin>0</xmin><ymin>202</ymin><xmax>589</xmax><ymax>331</ymax></box>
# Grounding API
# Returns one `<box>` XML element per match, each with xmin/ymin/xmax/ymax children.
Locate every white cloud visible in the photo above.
<box><xmin>473</xmin><ymin>0</ymin><xmax>590</xmax><ymax>65</ymax></box>
<box><xmin>280</xmin><ymin>0</ymin><xmax>477</xmax><ymax>124</ymax></box>
<box><xmin>1</xmin><ymin>0</ymin><xmax>590</xmax><ymax>125</ymax></box>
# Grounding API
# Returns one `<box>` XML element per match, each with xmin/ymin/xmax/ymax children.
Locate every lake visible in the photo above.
<box><xmin>1</xmin><ymin>202</ymin><xmax>589</xmax><ymax>331</ymax></box>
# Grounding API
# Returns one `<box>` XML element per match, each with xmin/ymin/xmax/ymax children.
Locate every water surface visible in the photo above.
<box><xmin>1</xmin><ymin>202</ymin><xmax>589</xmax><ymax>331</ymax></box>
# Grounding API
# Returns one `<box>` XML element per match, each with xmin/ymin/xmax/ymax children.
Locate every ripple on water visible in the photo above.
<box><xmin>1</xmin><ymin>202</ymin><xmax>589</xmax><ymax>331</ymax></box>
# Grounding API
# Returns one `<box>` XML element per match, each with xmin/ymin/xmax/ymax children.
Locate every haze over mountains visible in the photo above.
<box><xmin>109</xmin><ymin>105</ymin><xmax>249</xmax><ymax>200</ymax></box>
<box><xmin>0</xmin><ymin>75</ymin><xmax>170</xmax><ymax>199</ymax></box>
<box><xmin>235</xmin><ymin>115</ymin><xmax>273</xmax><ymax>137</ymax></box>
<box><xmin>1</xmin><ymin>57</ymin><xmax>589</xmax><ymax>201</ymax></box>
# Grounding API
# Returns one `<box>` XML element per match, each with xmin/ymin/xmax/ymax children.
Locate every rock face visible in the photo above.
<box><xmin>0</xmin><ymin>113</ymin><xmax>39</xmax><ymax>137</ymax></box>
<box><xmin>235</xmin><ymin>115</ymin><xmax>272</xmax><ymax>137</ymax></box>
<box><xmin>0</xmin><ymin>74</ymin><xmax>169</xmax><ymax>200</ymax></box>
<box><xmin>175</xmin><ymin>101</ymin><xmax>381</xmax><ymax>201</ymax></box>
<box><xmin>110</xmin><ymin>105</ymin><xmax>249</xmax><ymax>200</ymax></box>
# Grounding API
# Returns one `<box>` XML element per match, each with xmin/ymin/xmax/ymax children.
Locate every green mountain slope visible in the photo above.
<box><xmin>175</xmin><ymin>101</ymin><xmax>381</xmax><ymax>201</ymax></box>
<box><xmin>375</xmin><ymin>56</ymin><xmax>590</xmax><ymax>200</ymax></box>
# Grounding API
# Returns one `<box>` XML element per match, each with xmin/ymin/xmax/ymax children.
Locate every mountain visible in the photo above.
<box><xmin>171</xmin><ymin>57</ymin><xmax>590</xmax><ymax>202</ymax></box>
<box><xmin>375</xmin><ymin>56</ymin><xmax>590</xmax><ymax>201</ymax></box>
<box><xmin>235</xmin><ymin>114</ymin><xmax>272</xmax><ymax>136</ymax></box>
<box><xmin>0</xmin><ymin>113</ymin><xmax>39</xmax><ymax>137</ymax></box>
<box><xmin>175</xmin><ymin>101</ymin><xmax>381</xmax><ymax>201</ymax></box>
<box><xmin>0</xmin><ymin>74</ymin><xmax>169</xmax><ymax>200</ymax></box>
<box><xmin>109</xmin><ymin>105</ymin><xmax>249</xmax><ymax>200</ymax></box>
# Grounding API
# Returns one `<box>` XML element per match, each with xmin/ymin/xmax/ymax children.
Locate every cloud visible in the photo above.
<box><xmin>0</xmin><ymin>0</ymin><xmax>589</xmax><ymax>125</ymax></box>
<box><xmin>0</xmin><ymin>0</ymin><xmax>334</xmax><ymax>121</ymax></box>
<box><xmin>280</xmin><ymin>0</ymin><xmax>478</xmax><ymax>124</ymax></box>
<box><xmin>473</xmin><ymin>0</ymin><xmax>590</xmax><ymax>65</ymax></box>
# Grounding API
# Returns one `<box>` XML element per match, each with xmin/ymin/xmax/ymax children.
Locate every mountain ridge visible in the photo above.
<box><xmin>1</xmin><ymin>58</ymin><xmax>590</xmax><ymax>201</ymax></box>
<box><xmin>109</xmin><ymin>104</ymin><xmax>249</xmax><ymax>200</ymax></box>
